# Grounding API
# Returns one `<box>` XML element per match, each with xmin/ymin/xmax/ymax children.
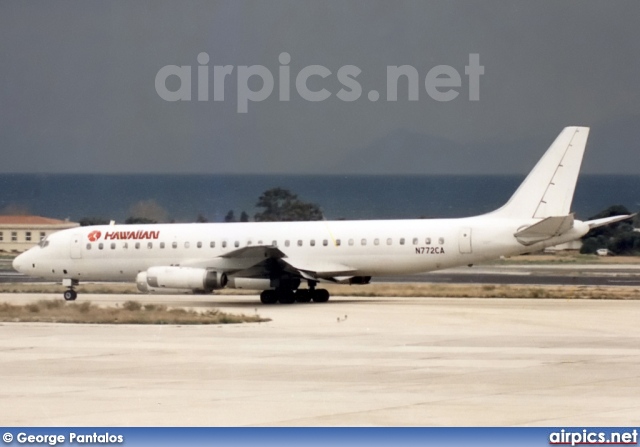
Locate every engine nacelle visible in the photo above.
<box><xmin>143</xmin><ymin>266</ymin><xmax>227</xmax><ymax>292</ymax></box>
<box><xmin>226</xmin><ymin>277</ymin><xmax>274</xmax><ymax>290</ymax></box>
<box><xmin>136</xmin><ymin>271</ymin><xmax>193</xmax><ymax>294</ymax></box>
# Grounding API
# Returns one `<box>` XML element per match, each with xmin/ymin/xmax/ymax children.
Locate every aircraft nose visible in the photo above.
<box><xmin>12</xmin><ymin>252</ymin><xmax>26</xmax><ymax>273</ymax></box>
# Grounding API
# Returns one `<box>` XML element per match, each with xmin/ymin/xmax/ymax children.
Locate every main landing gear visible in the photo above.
<box><xmin>259</xmin><ymin>287</ymin><xmax>330</xmax><ymax>305</ymax></box>
<box><xmin>62</xmin><ymin>279</ymin><xmax>78</xmax><ymax>301</ymax></box>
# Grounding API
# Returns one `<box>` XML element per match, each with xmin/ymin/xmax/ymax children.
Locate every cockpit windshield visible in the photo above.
<box><xmin>38</xmin><ymin>236</ymin><xmax>50</xmax><ymax>248</ymax></box>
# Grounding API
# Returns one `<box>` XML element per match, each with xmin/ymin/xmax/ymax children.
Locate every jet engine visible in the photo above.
<box><xmin>226</xmin><ymin>277</ymin><xmax>274</xmax><ymax>290</ymax></box>
<box><xmin>137</xmin><ymin>266</ymin><xmax>227</xmax><ymax>293</ymax></box>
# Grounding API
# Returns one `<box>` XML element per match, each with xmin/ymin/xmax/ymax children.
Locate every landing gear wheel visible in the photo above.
<box><xmin>63</xmin><ymin>289</ymin><xmax>77</xmax><ymax>301</ymax></box>
<box><xmin>260</xmin><ymin>290</ymin><xmax>278</xmax><ymax>304</ymax></box>
<box><xmin>277</xmin><ymin>289</ymin><xmax>296</xmax><ymax>304</ymax></box>
<box><xmin>312</xmin><ymin>289</ymin><xmax>330</xmax><ymax>303</ymax></box>
<box><xmin>295</xmin><ymin>289</ymin><xmax>312</xmax><ymax>303</ymax></box>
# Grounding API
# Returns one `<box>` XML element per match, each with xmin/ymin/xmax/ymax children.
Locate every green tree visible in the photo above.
<box><xmin>254</xmin><ymin>188</ymin><xmax>323</xmax><ymax>222</ymax></box>
<box><xmin>240</xmin><ymin>211</ymin><xmax>250</xmax><ymax>222</ymax></box>
<box><xmin>196</xmin><ymin>213</ymin><xmax>208</xmax><ymax>223</ymax></box>
<box><xmin>224</xmin><ymin>210</ymin><xmax>236</xmax><ymax>222</ymax></box>
<box><xmin>79</xmin><ymin>217</ymin><xmax>109</xmax><ymax>226</ymax></box>
<box><xmin>580</xmin><ymin>205</ymin><xmax>639</xmax><ymax>255</ymax></box>
<box><xmin>127</xmin><ymin>199</ymin><xmax>168</xmax><ymax>223</ymax></box>
<box><xmin>125</xmin><ymin>217</ymin><xmax>157</xmax><ymax>224</ymax></box>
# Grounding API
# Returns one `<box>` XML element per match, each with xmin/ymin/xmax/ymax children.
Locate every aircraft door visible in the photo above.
<box><xmin>70</xmin><ymin>233</ymin><xmax>82</xmax><ymax>259</ymax></box>
<box><xmin>458</xmin><ymin>227</ymin><xmax>472</xmax><ymax>254</ymax></box>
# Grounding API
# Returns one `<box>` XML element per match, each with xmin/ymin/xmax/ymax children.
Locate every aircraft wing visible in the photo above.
<box><xmin>221</xmin><ymin>245</ymin><xmax>286</xmax><ymax>259</ymax></box>
<box><xmin>181</xmin><ymin>244</ymin><xmax>358</xmax><ymax>282</ymax></box>
<box><xmin>181</xmin><ymin>245</ymin><xmax>284</xmax><ymax>271</ymax></box>
<box><xmin>281</xmin><ymin>258</ymin><xmax>358</xmax><ymax>279</ymax></box>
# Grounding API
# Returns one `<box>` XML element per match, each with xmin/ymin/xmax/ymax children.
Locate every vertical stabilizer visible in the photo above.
<box><xmin>492</xmin><ymin>126</ymin><xmax>589</xmax><ymax>219</ymax></box>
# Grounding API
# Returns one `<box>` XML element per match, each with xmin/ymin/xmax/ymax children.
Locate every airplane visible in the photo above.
<box><xmin>12</xmin><ymin>126</ymin><xmax>633</xmax><ymax>304</ymax></box>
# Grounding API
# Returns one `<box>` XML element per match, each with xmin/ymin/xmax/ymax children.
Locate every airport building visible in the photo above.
<box><xmin>0</xmin><ymin>216</ymin><xmax>79</xmax><ymax>253</ymax></box>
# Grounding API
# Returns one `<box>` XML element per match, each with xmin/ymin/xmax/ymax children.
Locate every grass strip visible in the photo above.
<box><xmin>0</xmin><ymin>299</ymin><xmax>269</xmax><ymax>324</ymax></box>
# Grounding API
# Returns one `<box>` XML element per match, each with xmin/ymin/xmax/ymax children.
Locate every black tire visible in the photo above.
<box><xmin>260</xmin><ymin>290</ymin><xmax>278</xmax><ymax>304</ymax></box>
<box><xmin>312</xmin><ymin>289</ymin><xmax>330</xmax><ymax>303</ymax></box>
<box><xmin>295</xmin><ymin>289</ymin><xmax>312</xmax><ymax>303</ymax></box>
<box><xmin>278</xmin><ymin>290</ymin><xmax>296</xmax><ymax>304</ymax></box>
<box><xmin>63</xmin><ymin>290</ymin><xmax>77</xmax><ymax>301</ymax></box>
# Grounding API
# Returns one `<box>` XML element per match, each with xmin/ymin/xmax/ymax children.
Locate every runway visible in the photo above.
<box><xmin>2</xmin><ymin>293</ymin><xmax>640</xmax><ymax>426</ymax></box>
<box><xmin>3</xmin><ymin>263</ymin><xmax>640</xmax><ymax>286</ymax></box>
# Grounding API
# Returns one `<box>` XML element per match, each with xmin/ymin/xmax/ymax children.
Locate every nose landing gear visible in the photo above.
<box><xmin>63</xmin><ymin>289</ymin><xmax>77</xmax><ymax>301</ymax></box>
<box><xmin>62</xmin><ymin>278</ymin><xmax>79</xmax><ymax>301</ymax></box>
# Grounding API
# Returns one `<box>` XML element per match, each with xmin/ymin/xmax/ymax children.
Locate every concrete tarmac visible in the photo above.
<box><xmin>2</xmin><ymin>293</ymin><xmax>640</xmax><ymax>426</ymax></box>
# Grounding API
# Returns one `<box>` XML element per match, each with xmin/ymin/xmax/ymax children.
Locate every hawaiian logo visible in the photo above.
<box><xmin>87</xmin><ymin>230</ymin><xmax>102</xmax><ymax>242</ymax></box>
<box><xmin>104</xmin><ymin>230</ymin><xmax>160</xmax><ymax>240</ymax></box>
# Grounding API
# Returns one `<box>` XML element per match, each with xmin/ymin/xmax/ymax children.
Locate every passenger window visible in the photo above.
<box><xmin>412</xmin><ymin>238</ymin><xmax>418</xmax><ymax>245</ymax></box>
<box><xmin>310</xmin><ymin>239</ymin><xmax>315</xmax><ymax>247</ymax></box>
<box><xmin>285</xmin><ymin>240</ymin><xmax>290</xmax><ymax>247</ymax></box>
<box><xmin>111</xmin><ymin>243</ymin><xmax>116</xmax><ymax>250</ymax></box>
<box><xmin>361</xmin><ymin>239</ymin><xmax>367</xmax><ymax>246</ymax></box>
<box><xmin>425</xmin><ymin>237</ymin><xmax>431</xmax><ymax>245</ymax></box>
<box><xmin>387</xmin><ymin>238</ymin><xmax>392</xmax><ymax>245</ymax></box>
<box><xmin>135</xmin><ymin>242</ymin><xmax>140</xmax><ymax>249</ymax></box>
<box><xmin>222</xmin><ymin>241</ymin><xmax>227</xmax><ymax>248</ymax></box>
<box><xmin>197</xmin><ymin>241</ymin><xmax>202</xmax><ymax>248</ymax></box>
<box><xmin>297</xmin><ymin>240</ymin><xmax>303</xmax><ymax>247</ymax></box>
<box><xmin>247</xmin><ymin>240</ymin><xmax>252</xmax><ymax>246</ymax></box>
<box><xmin>438</xmin><ymin>237</ymin><xmax>445</xmax><ymax>245</ymax></box>
<box><xmin>323</xmin><ymin>239</ymin><xmax>328</xmax><ymax>246</ymax></box>
<box><xmin>172</xmin><ymin>242</ymin><xmax>177</xmax><ymax>249</ymax></box>
<box><xmin>184</xmin><ymin>241</ymin><xmax>190</xmax><ymax>249</ymax></box>
<box><xmin>374</xmin><ymin>238</ymin><xmax>380</xmax><ymax>246</ymax></box>
<box><xmin>147</xmin><ymin>242</ymin><xmax>153</xmax><ymax>249</ymax></box>
<box><xmin>335</xmin><ymin>239</ymin><xmax>341</xmax><ymax>246</ymax></box>
<box><xmin>400</xmin><ymin>238</ymin><xmax>405</xmax><ymax>245</ymax></box>
<box><xmin>210</xmin><ymin>241</ymin><xmax>215</xmax><ymax>248</ymax></box>
<box><xmin>98</xmin><ymin>243</ymin><xmax>104</xmax><ymax>250</ymax></box>
<box><xmin>272</xmin><ymin>240</ymin><xmax>277</xmax><ymax>247</ymax></box>
<box><xmin>86</xmin><ymin>243</ymin><xmax>91</xmax><ymax>250</ymax></box>
<box><xmin>257</xmin><ymin>240</ymin><xmax>263</xmax><ymax>245</ymax></box>
<box><xmin>348</xmin><ymin>239</ymin><xmax>354</xmax><ymax>246</ymax></box>
<box><xmin>160</xmin><ymin>242</ymin><xmax>165</xmax><ymax>249</ymax></box>
<box><xmin>123</xmin><ymin>242</ymin><xmax>128</xmax><ymax>249</ymax></box>
<box><xmin>234</xmin><ymin>241</ymin><xmax>239</xmax><ymax>248</ymax></box>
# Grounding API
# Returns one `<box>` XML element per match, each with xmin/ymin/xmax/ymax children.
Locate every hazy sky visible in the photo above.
<box><xmin>1</xmin><ymin>1</ymin><xmax>639</xmax><ymax>174</ymax></box>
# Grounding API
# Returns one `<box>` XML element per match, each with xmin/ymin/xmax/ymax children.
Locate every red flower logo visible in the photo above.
<box><xmin>87</xmin><ymin>230</ymin><xmax>102</xmax><ymax>242</ymax></box>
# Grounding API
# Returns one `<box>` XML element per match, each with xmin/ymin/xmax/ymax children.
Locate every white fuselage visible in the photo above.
<box><xmin>13</xmin><ymin>215</ymin><xmax>589</xmax><ymax>283</ymax></box>
<box><xmin>10</xmin><ymin>126</ymin><xmax>601</xmax><ymax>302</ymax></box>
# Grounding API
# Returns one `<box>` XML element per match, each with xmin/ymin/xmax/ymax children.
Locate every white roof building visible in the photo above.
<box><xmin>0</xmin><ymin>216</ymin><xmax>79</xmax><ymax>253</ymax></box>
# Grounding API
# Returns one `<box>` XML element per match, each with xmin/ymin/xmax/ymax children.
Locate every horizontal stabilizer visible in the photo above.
<box><xmin>585</xmin><ymin>214</ymin><xmax>635</xmax><ymax>230</ymax></box>
<box><xmin>514</xmin><ymin>214</ymin><xmax>574</xmax><ymax>245</ymax></box>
